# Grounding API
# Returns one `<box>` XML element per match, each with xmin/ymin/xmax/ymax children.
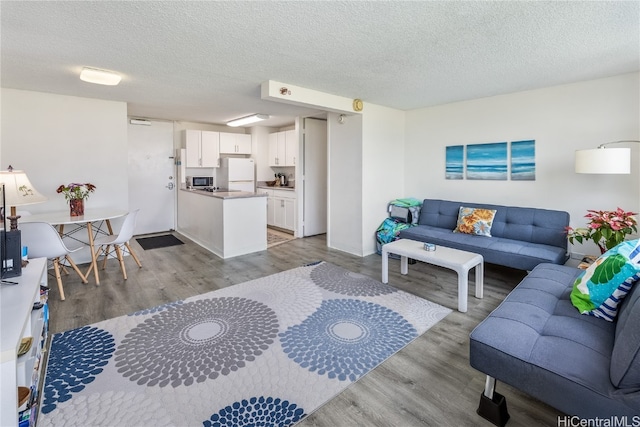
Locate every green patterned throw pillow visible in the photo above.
<box><xmin>571</xmin><ymin>239</ymin><xmax>640</xmax><ymax>321</ymax></box>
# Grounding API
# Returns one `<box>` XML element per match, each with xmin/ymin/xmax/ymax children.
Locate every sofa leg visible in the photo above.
<box><xmin>477</xmin><ymin>376</ymin><xmax>510</xmax><ymax>427</ymax></box>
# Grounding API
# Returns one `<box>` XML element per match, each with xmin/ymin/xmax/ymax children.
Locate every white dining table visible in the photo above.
<box><xmin>21</xmin><ymin>208</ymin><xmax>127</xmax><ymax>285</ymax></box>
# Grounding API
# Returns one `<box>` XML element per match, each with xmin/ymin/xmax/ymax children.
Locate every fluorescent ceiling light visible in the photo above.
<box><xmin>226</xmin><ymin>114</ymin><xmax>269</xmax><ymax>127</ymax></box>
<box><xmin>80</xmin><ymin>67</ymin><xmax>121</xmax><ymax>86</ymax></box>
<box><xmin>130</xmin><ymin>118</ymin><xmax>151</xmax><ymax>126</ymax></box>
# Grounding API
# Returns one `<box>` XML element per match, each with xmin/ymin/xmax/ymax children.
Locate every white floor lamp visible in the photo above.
<box><xmin>575</xmin><ymin>140</ymin><xmax>639</xmax><ymax>174</ymax></box>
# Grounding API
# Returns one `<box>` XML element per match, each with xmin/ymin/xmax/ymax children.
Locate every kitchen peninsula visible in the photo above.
<box><xmin>177</xmin><ymin>187</ymin><xmax>267</xmax><ymax>258</ymax></box>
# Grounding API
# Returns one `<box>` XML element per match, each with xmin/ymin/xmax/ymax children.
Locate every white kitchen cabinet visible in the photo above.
<box><xmin>269</xmin><ymin>130</ymin><xmax>297</xmax><ymax>167</ymax></box>
<box><xmin>220</xmin><ymin>132</ymin><xmax>251</xmax><ymax>155</ymax></box>
<box><xmin>268</xmin><ymin>132</ymin><xmax>286</xmax><ymax>166</ymax></box>
<box><xmin>284</xmin><ymin>130</ymin><xmax>297</xmax><ymax>166</ymax></box>
<box><xmin>266</xmin><ymin>196</ymin><xmax>275</xmax><ymax>225</ymax></box>
<box><xmin>201</xmin><ymin>131</ymin><xmax>220</xmax><ymax>167</ymax></box>
<box><xmin>0</xmin><ymin>258</ymin><xmax>47</xmax><ymax>427</ymax></box>
<box><xmin>267</xmin><ymin>189</ymin><xmax>296</xmax><ymax>231</ymax></box>
<box><xmin>261</xmin><ymin>189</ymin><xmax>274</xmax><ymax>225</ymax></box>
<box><xmin>183</xmin><ymin>130</ymin><xmax>220</xmax><ymax>167</ymax></box>
<box><xmin>177</xmin><ymin>189</ymin><xmax>267</xmax><ymax>259</ymax></box>
<box><xmin>184</xmin><ymin>130</ymin><xmax>201</xmax><ymax>168</ymax></box>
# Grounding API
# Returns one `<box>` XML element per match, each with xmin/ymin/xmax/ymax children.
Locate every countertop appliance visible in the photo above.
<box><xmin>186</xmin><ymin>176</ymin><xmax>214</xmax><ymax>188</ymax></box>
<box><xmin>276</xmin><ymin>173</ymin><xmax>288</xmax><ymax>186</ymax></box>
<box><xmin>216</xmin><ymin>158</ymin><xmax>255</xmax><ymax>192</ymax></box>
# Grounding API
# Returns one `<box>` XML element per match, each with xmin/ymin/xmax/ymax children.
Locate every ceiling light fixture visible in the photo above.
<box><xmin>80</xmin><ymin>67</ymin><xmax>122</xmax><ymax>86</ymax></box>
<box><xmin>130</xmin><ymin>118</ymin><xmax>151</xmax><ymax>126</ymax></box>
<box><xmin>226</xmin><ymin>114</ymin><xmax>269</xmax><ymax>127</ymax></box>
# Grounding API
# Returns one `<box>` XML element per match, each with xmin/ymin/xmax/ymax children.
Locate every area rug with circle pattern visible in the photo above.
<box><xmin>38</xmin><ymin>261</ymin><xmax>451</xmax><ymax>427</ymax></box>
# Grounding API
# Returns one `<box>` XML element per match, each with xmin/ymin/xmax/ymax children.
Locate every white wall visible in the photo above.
<box><xmin>1</xmin><ymin>88</ymin><xmax>128</xmax><ymax>213</ymax></box>
<box><xmin>404</xmin><ymin>73</ymin><xmax>640</xmax><ymax>257</ymax></box>
<box><xmin>361</xmin><ymin>104</ymin><xmax>405</xmax><ymax>256</ymax></box>
<box><xmin>326</xmin><ymin>105</ymin><xmax>405</xmax><ymax>257</ymax></box>
<box><xmin>327</xmin><ymin>112</ymin><xmax>364</xmax><ymax>254</ymax></box>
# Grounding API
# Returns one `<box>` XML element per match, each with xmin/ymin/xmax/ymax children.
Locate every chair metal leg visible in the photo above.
<box><xmin>52</xmin><ymin>258</ymin><xmax>65</xmax><ymax>301</ymax></box>
<box><xmin>484</xmin><ymin>375</ymin><xmax>496</xmax><ymax>399</ymax></box>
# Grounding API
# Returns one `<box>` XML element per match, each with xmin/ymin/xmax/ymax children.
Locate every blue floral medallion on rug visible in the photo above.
<box><xmin>40</xmin><ymin>262</ymin><xmax>450</xmax><ymax>427</ymax></box>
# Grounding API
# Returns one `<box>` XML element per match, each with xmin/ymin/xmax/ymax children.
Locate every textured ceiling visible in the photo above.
<box><xmin>1</xmin><ymin>1</ymin><xmax>639</xmax><ymax>128</ymax></box>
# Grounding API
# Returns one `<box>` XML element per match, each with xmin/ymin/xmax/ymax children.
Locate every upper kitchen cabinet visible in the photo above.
<box><xmin>284</xmin><ymin>130</ymin><xmax>297</xmax><ymax>166</ymax></box>
<box><xmin>268</xmin><ymin>132</ymin><xmax>286</xmax><ymax>166</ymax></box>
<box><xmin>268</xmin><ymin>130</ymin><xmax>297</xmax><ymax>167</ymax></box>
<box><xmin>220</xmin><ymin>132</ymin><xmax>251</xmax><ymax>155</ymax></box>
<box><xmin>183</xmin><ymin>130</ymin><xmax>220</xmax><ymax>167</ymax></box>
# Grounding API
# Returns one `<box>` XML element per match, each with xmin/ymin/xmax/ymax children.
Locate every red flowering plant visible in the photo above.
<box><xmin>56</xmin><ymin>183</ymin><xmax>96</xmax><ymax>201</ymax></box>
<box><xmin>566</xmin><ymin>208</ymin><xmax>638</xmax><ymax>254</ymax></box>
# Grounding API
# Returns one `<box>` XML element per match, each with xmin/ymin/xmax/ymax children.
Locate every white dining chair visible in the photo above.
<box><xmin>20</xmin><ymin>221</ymin><xmax>88</xmax><ymax>301</ymax></box>
<box><xmin>88</xmin><ymin>210</ymin><xmax>142</xmax><ymax>280</ymax></box>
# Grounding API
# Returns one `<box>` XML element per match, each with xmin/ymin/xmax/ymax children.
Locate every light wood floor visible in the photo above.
<box><xmin>46</xmin><ymin>233</ymin><xmax>562</xmax><ymax>427</ymax></box>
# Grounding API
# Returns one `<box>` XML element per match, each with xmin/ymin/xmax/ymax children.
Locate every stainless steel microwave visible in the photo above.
<box><xmin>186</xmin><ymin>176</ymin><xmax>213</xmax><ymax>188</ymax></box>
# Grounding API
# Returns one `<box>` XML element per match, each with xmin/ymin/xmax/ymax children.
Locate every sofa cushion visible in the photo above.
<box><xmin>571</xmin><ymin>239</ymin><xmax>640</xmax><ymax>321</ymax></box>
<box><xmin>418</xmin><ymin>199</ymin><xmax>569</xmax><ymax>251</ymax></box>
<box><xmin>398</xmin><ymin>225</ymin><xmax>567</xmax><ymax>271</ymax></box>
<box><xmin>454</xmin><ymin>206</ymin><xmax>497</xmax><ymax>236</ymax></box>
<box><xmin>470</xmin><ymin>264</ymin><xmax>640</xmax><ymax>417</ymax></box>
<box><xmin>611</xmin><ymin>275</ymin><xmax>640</xmax><ymax>388</ymax></box>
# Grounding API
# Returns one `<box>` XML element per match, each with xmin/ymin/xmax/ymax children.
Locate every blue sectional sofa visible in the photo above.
<box><xmin>398</xmin><ymin>199</ymin><xmax>570</xmax><ymax>271</ymax></box>
<box><xmin>470</xmin><ymin>263</ymin><xmax>640</xmax><ymax>421</ymax></box>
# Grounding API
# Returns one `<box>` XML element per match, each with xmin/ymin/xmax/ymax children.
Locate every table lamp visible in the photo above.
<box><xmin>0</xmin><ymin>166</ymin><xmax>47</xmax><ymax>279</ymax></box>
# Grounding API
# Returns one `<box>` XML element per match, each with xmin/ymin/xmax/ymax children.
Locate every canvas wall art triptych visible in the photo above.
<box><xmin>445</xmin><ymin>140</ymin><xmax>535</xmax><ymax>181</ymax></box>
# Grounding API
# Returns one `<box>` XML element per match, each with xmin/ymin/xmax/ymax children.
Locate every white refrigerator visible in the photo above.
<box><xmin>217</xmin><ymin>157</ymin><xmax>255</xmax><ymax>192</ymax></box>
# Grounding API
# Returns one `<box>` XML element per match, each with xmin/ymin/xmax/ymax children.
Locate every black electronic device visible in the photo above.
<box><xmin>1</xmin><ymin>183</ymin><xmax>23</xmax><ymax>281</ymax></box>
<box><xmin>1</xmin><ymin>229</ymin><xmax>22</xmax><ymax>279</ymax></box>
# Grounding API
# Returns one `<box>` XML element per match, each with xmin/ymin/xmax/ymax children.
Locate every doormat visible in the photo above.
<box><xmin>39</xmin><ymin>262</ymin><xmax>451</xmax><ymax>426</ymax></box>
<box><xmin>136</xmin><ymin>234</ymin><xmax>184</xmax><ymax>250</ymax></box>
<box><xmin>268</xmin><ymin>230</ymin><xmax>295</xmax><ymax>248</ymax></box>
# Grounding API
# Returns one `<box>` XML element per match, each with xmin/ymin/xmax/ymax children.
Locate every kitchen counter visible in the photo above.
<box><xmin>177</xmin><ymin>187</ymin><xmax>267</xmax><ymax>259</ymax></box>
<box><xmin>256</xmin><ymin>185</ymin><xmax>295</xmax><ymax>191</ymax></box>
<box><xmin>182</xmin><ymin>188</ymin><xmax>268</xmax><ymax>199</ymax></box>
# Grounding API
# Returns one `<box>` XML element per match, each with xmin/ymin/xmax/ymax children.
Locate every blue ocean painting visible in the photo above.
<box><xmin>511</xmin><ymin>140</ymin><xmax>535</xmax><ymax>180</ymax></box>
<box><xmin>445</xmin><ymin>145</ymin><xmax>464</xmax><ymax>179</ymax></box>
<box><xmin>466</xmin><ymin>142</ymin><xmax>507</xmax><ymax>180</ymax></box>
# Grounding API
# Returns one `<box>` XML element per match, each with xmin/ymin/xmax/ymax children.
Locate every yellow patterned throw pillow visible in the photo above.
<box><xmin>454</xmin><ymin>206</ymin><xmax>497</xmax><ymax>237</ymax></box>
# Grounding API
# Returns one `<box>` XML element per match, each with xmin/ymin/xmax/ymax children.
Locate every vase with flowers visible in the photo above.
<box><xmin>56</xmin><ymin>183</ymin><xmax>96</xmax><ymax>217</ymax></box>
<box><xmin>566</xmin><ymin>207</ymin><xmax>638</xmax><ymax>254</ymax></box>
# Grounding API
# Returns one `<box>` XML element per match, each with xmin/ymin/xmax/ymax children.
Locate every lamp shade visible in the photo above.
<box><xmin>575</xmin><ymin>147</ymin><xmax>631</xmax><ymax>174</ymax></box>
<box><xmin>0</xmin><ymin>170</ymin><xmax>47</xmax><ymax>207</ymax></box>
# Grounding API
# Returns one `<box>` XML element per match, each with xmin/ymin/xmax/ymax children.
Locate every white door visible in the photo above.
<box><xmin>302</xmin><ymin>118</ymin><xmax>328</xmax><ymax>236</ymax></box>
<box><xmin>128</xmin><ymin>120</ymin><xmax>176</xmax><ymax>235</ymax></box>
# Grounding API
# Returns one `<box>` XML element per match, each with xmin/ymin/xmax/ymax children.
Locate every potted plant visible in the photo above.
<box><xmin>566</xmin><ymin>207</ymin><xmax>638</xmax><ymax>254</ymax></box>
<box><xmin>56</xmin><ymin>183</ymin><xmax>96</xmax><ymax>216</ymax></box>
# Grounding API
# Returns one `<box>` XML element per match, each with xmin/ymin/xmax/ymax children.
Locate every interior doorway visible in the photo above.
<box><xmin>127</xmin><ymin>119</ymin><xmax>176</xmax><ymax>235</ymax></box>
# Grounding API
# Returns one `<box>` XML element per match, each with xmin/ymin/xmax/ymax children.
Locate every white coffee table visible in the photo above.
<box><xmin>381</xmin><ymin>239</ymin><xmax>484</xmax><ymax>312</ymax></box>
